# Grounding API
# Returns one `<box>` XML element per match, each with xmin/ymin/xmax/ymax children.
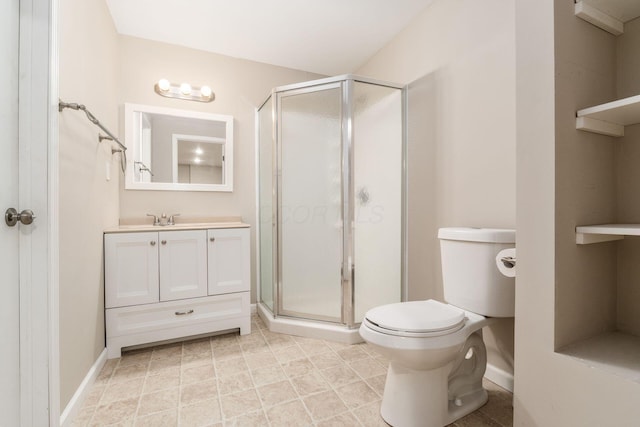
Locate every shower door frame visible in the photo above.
<box><xmin>258</xmin><ymin>74</ymin><xmax>406</xmax><ymax>329</ymax></box>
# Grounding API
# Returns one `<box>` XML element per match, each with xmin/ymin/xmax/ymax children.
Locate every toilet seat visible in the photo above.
<box><xmin>364</xmin><ymin>299</ymin><xmax>466</xmax><ymax>338</ymax></box>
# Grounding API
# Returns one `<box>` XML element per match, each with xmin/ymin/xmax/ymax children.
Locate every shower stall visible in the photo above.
<box><xmin>256</xmin><ymin>75</ymin><xmax>405</xmax><ymax>342</ymax></box>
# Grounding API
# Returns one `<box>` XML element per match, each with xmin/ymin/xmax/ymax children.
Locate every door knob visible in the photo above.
<box><xmin>5</xmin><ymin>208</ymin><xmax>36</xmax><ymax>227</ymax></box>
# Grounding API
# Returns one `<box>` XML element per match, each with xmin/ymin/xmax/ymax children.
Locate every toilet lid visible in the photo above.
<box><xmin>364</xmin><ymin>299</ymin><xmax>466</xmax><ymax>335</ymax></box>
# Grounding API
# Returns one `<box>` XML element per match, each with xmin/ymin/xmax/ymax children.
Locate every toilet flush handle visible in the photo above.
<box><xmin>500</xmin><ymin>256</ymin><xmax>516</xmax><ymax>269</ymax></box>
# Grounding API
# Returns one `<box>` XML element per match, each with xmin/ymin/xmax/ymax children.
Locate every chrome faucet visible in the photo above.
<box><xmin>146</xmin><ymin>213</ymin><xmax>160</xmax><ymax>226</ymax></box>
<box><xmin>146</xmin><ymin>213</ymin><xmax>179</xmax><ymax>226</ymax></box>
<box><xmin>168</xmin><ymin>213</ymin><xmax>180</xmax><ymax>226</ymax></box>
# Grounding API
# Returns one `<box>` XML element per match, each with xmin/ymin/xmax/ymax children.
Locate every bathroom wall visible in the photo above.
<box><xmin>615</xmin><ymin>18</ymin><xmax>640</xmax><ymax>337</ymax></box>
<box><xmin>356</xmin><ymin>0</ymin><xmax>516</xmax><ymax>383</ymax></box>
<box><xmin>514</xmin><ymin>1</ymin><xmax>640</xmax><ymax>425</ymax></box>
<box><xmin>116</xmin><ymin>35</ymin><xmax>323</xmax><ymax>303</ymax></box>
<box><xmin>58</xmin><ymin>0</ymin><xmax>120</xmax><ymax>410</ymax></box>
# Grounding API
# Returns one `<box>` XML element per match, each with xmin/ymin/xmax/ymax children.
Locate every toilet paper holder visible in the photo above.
<box><xmin>500</xmin><ymin>256</ymin><xmax>516</xmax><ymax>269</ymax></box>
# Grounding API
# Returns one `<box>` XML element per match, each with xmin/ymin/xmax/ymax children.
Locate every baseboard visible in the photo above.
<box><xmin>250</xmin><ymin>303</ymin><xmax>257</xmax><ymax>314</ymax></box>
<box><xmin>485</xmin><ymin>363</ymin><xmax>514</xmax><ymax>393</ymax></box>
<box><xmin>60</xmin><ymin>348</ymin><xmax>108</xmax><ymax>427</ymax></box>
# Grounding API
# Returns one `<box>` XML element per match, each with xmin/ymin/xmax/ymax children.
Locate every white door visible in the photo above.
<box><xmin>208</xmin><ymin>228</ymin><xmax>250</xmax><ymax>295</ymax></box>
<box><xmin>0</xmin><ymin>0</ymin><xmax>21</xmax><ymax>425</ymax></box>
<box><xmin>159</xmin><ymin>230</ymin><xmax>208</xmax><ymax>301</ymax></box>
<box><xmin>105</xmin><ymin>232</ymin><xmax>160</xmax><ymax>308</ymax></box>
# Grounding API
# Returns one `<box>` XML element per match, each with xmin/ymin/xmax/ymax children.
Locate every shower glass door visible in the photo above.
<box><xmin>258</xmin><ymin>96</ymin><xmax>274</xmax><ymax>312</ymax></box>
<box><xmin>277</xmin><ymin>83</ymin><xmax>343</xmax><ymax>322</ymax></box>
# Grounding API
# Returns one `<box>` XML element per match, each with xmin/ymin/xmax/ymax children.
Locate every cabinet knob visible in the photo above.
<box><xmin>150</xmin><ymin>241</ymin><xmax>156</xmax><ymax>246</ymax></box>
<box><xmin>161</xmin><ymin>240</ymin><xmax>167</xmax><ymax>245</ymax></box>
<box><xmin>210</xmin><ymin>237</ymin><xmax>215</xmax><ymax>242</ymax></box>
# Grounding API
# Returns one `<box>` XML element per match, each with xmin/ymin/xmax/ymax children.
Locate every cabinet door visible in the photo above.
<box><xmin>105</xmin><ymin>232</ymin><xmax>159</xmax><ymax>308</ymax></box>
<box><xmin>208</xmin><ymin>228</ymin><xmax>250</xmax><ymax>295</ymax></box>
<box><xmin>159</xmin><ymin>230</ymin><xmax>208</xmax><ymax>301</ymax></box>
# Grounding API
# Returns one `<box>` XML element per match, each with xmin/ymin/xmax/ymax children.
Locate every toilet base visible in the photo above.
<box><xmin>379</xmin><ymin>331</ymin><xmax>489</xmax><ymax>427</ymax></box>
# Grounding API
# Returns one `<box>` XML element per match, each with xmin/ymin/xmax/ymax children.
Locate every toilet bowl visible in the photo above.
<box><xmin>359</xmin><ymin>227</ymin><xmax>515</xmax><ymax>427</ymax></box>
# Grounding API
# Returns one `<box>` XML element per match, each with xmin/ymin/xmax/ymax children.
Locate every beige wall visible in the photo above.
<box><xmin>616</xmin><ymin>18</ymin><xmax>640</xmax><ymax>336</ymax></box>
<box><xmin>357</xmin><ymin>0</ymin><xmax>516</xmax><ymax>381</ymax></box>
<box><xmin>116</xmin><ymin>36</ymin><xmax>323</xmax><ymax>303</ymax></box>
<box><xmin>514</xmin><ymin>1</ymin><xmax>640</xmax><ymax>425</ymax></box>
<box><xmin>58</xmin><ymin>0</ymin><xmax>120</xmax><ymax>410</ymax></box>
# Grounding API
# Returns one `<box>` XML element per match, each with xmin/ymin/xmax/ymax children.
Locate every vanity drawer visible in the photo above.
<box><xmin>105</xmin><ymin>292</ymin><xmax>250</xmax><ymax>357</ymax></box>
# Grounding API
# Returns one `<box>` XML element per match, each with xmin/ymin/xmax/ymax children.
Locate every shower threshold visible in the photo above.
<box><xmin>257</xmin><ymin>303</ymin><xmax>363</xmax><ymax>345</ymax></box>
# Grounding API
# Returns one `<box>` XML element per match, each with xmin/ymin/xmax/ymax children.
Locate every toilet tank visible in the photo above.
<box><xmin>438</xmin><ymin>227</ymin><xmax>515</xmax><ymax>317</ymax></box>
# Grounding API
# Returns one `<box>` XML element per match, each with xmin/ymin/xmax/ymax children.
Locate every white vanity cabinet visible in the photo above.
<box><xmin>208</xmin><ymin>228</ymin><xmax>250</xmax><ymax>295</ymax></box>
<box><xmin>104</xmin><ymin>225</ymin><xmax>251</xmax><ymax>358</ymax></box>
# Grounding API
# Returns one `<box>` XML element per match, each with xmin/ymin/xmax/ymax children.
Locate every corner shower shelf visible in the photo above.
<box><xmin>575</xmin><ymin>224</ymin><xmax>640</xmax><ymax>244</ymax></box>
<box><xmin>574</xmin><ymin>0</ymin><xmax>640</xmax><ymax>36</ymax></box>
<box><xmin>576</xmin><ymin>94</ymin><xmax>640</xmax><ymax>137</ymax></box>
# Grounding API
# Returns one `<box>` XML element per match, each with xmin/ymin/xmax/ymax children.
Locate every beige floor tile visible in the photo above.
<box><xmin>265</xmin><ymin>400</ymin><xmax>312</xmax><ymax>427</ymax></box>
<box><xmin>73</xmin><ymin>329</ymin><xmax>513</xmax><ymax>427</ymax></box>
<box><xmin>111</xmin><ymin>363</ymin><xmax>148</xmax><ymax>383</ymax></box>
<box><xmin>143</xmin><ymin>368</ymin><xmax>180</xmax><ymax>394</ymax></box>
<box><xmin>294</xmin><ymin>337</ymin><xmax>331</xmax><ymax>356</ymax></box>
<box><xmin>220</xmin><ymin>389</ymin><xmax>261</xmax><ymax>419</ymax></box>
<box><xmin>250</xmin><ymin>364</ymin><xmax>287</xmax><ymax>387</ymax></box>
<box><xmin>181</xmin><ymin>379</ymin><xmax>218</xmax><ymax>405</ymax></box>
<box><xmin>335</xmin><ymin>346</ymin><xmax>368</xmax><ymax>362</ymax></box>
<box><xmin>148</xmin><ymin>355</ymin><xmax>182</xmax><ymax>374</ymax></box>
<box><xmin>151</xmin><ymin>343</ymin><xmax>183</xmax><ymax>360</ymax></box>
<box><xmin>100</xmin><ymin>377</ymin><xmax>145</xmax><ymax>405</ymax></box>
<box><xmin>319</xmin><ymin>365</ymin><xmax>359</xmax><ymax>388</ymax></box>
<box><xmin>137</xmin><ymin>388</ymin><xmax>179</xmax><ymax>417</ymax></box>
<box><xmin>179</xmin><ymin>398</ymin><xmax>222</xmax><ymax>426</ymax></box>
<box><xmin>290</xmin><ymin>371</ymin><xmax>330</xmax><ymax>397</ymax></box>
<box><xmin>183</xmin><ymin>338</ymin><xmax>213</xmax><ymax>356</ymax></box>
<box><xmin>364</xmin><ymin>374</ymin><xmax>386</xmax><ymax>397</ymax></box>
<box><xmin>218</xmin><ymin>371</ymin><xmax>254</xmax><ymax>395</ymax></box>
<box><xmin>281</xmin><ymin>358</ymin><xmax>315</xmax><ymax>378</ymax></box>
<box><xmin>92</xmin><ymin>398</ymin><xmax>138</xmax><ymax>425</ymax></box>
<box><xmin>352</xmin><ymin>401</ymin><xmax>387</xmax><ymax>427</ymax></box>
<box><xmin>256</xmin><ymin>380</ymin><xmax>297</xmax><ymax>407</ymax></box>
<box><xmin>303</xmin><ymin>390</ymin><xmax>348</xmax><ymax>422</ymax></box>
<box><xmin>212</xmin><ymin>344</ymin><xmax>243</xmax><ymax>361</ymax></box>
<box><xmin>83</xmin><ymin>384</ymin><xmax>106</xmax><ymax>407</ymax></box>
<box><xmin>348</xmin><ymin>357</ymin><xmax>386</xmax><ymax>379</ymax></box>
<box><xmin>182</xmin><ymin>363</ymin><xmax>216</xmax><ymax>385</ymax></box>
<box><xmin>133</xmin><ymin>409</ymin><xmax>177</xmax><ymax>427</ymax></box>
<box><xmin>119</xmin><ymin>350</ymin><xmax>152</xmax><ymax>367</ymax></box>
<box><xmin>211</xmin><ymin>333</ymin><xmax>239</xmax><ymax>349</ymax></box>
<box><xmin>334</xmin><ymin>381</ymin><xmax>379</xmax><ymax>409</ymax></box>
<box><xmin>308</xmin><ymin>352</ymin><xmax>343</xmax><ymax>370</ymax></box>
<box><xmin>315</xmin><ymin>411</ymin><xmax>361</xmax><ymax>427</ymax></box>
<box><xmin>224</xmin><ymin>409</ymin><xmax>269</xmax><ymax>427</ymax></box>
<box><xmin>272</xmin><ymin>345</ymin><xmax>305</xmax><ymax>364</ymax></box>
<box><xmin>244</xmin><ymin>350</ymin><xmax>278</xmax><ymax>370</ymax></box>
<box><xmin>216</xmin><ymin>357</ymin><xmax>249</xmax><ymax>377</ymax></box>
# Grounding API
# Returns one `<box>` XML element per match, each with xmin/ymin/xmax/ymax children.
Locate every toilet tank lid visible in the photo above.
<box><xmin>438</xmin><ymin>227</ymin><xmax>515</xmax><ymax>243</ymax></box>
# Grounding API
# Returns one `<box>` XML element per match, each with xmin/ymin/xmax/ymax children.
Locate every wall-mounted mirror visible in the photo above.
<box><xmin>124</xmin><ymin>103</ymin><xmax>233</xmax><ymax>191</ymax></box>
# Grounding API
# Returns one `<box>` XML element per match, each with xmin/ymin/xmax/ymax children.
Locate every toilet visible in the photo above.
<box><xmin>359</xmin><ymin>227</ymin><xmax>515</xmax><ymax>427</ymax></box>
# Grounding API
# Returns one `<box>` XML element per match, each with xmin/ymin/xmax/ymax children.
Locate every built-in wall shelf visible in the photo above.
<box><xmin>575</xmin><ymin>224</ymin><xmax>640</xmax><ymax>244</ymax></box>
<box><xmin>560</xmin><ymin>331</ymin><xmax>640</xmax><ymax>383</ymax></box>
<box><xmin>576</xmin><ymin>94</ymin><xmax>640</xmax><ymax>137</ymax></box>
<box><xmin>575</xmin><ymin>0</ymin><xmax>640</xmax><ymax>36</ymax></box>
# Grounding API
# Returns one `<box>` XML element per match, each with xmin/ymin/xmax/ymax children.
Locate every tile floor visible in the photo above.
<box><xmin>72</xmin><ymin>315</ymin><xmax>513</xmax><ymax>426</ymax></box>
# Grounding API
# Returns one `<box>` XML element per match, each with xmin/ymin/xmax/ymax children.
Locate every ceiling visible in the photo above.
<box><xmin>105</xmin><ymin>0</ymin><xmax>434</xmax><ymax>76</ymax></box>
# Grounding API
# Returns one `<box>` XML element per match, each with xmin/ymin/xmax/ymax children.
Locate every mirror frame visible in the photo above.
<box><xmin>124</xmin><ymin>103</ymin><xmax>234</xmax><ymax>192</ymax></box>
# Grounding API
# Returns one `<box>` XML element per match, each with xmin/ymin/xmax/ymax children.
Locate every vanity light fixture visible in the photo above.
<box><xmin>154</xmin><ymin>79</ymin><xmax>215</xmax><ymax>103</ymax></box>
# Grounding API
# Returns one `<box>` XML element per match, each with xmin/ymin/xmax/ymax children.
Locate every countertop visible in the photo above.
<box><xmin>104</xmin><ymin>216</ymin><xmax>250</xmax><ymax>233</ymax></box>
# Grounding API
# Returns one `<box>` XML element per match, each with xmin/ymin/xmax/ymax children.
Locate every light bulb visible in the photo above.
<box><xmin>200</xmin><ymin>85</ymin><xmax>212</xmax><ymax>97</ymax></box>
<box><xmin>180</xmin><ymin>83</ymin><xmax>192</xmax><ymax>95</ymax></box>
<box><xmin>157</xmin><ymin>79</ymin><xmax>170</xmax><ymax>92</ymax></box>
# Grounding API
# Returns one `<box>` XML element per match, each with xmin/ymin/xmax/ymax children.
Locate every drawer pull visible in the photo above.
<box><xmin>175</xmin><ymin>309</ymin><xmax>194</xmax><ymax>316</ymax></box>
